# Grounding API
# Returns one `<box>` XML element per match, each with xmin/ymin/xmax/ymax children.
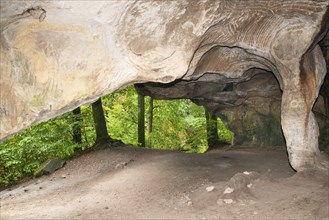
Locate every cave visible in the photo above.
<box><xmin>1</xmin><ymin>0</ymin><xmax>329</xmax><ymax>173</ymax></box>
<box><xmin>1</xmin><ymin>1</ymin><xmax>329</xmax><ymax>175</ymax></box>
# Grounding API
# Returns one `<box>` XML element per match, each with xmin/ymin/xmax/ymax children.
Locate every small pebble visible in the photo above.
<box><xmin>206</xmin><ymin>186</ymin><xmax>215</xmax><ymax>192</ymax></box>
<box><xmin>224</xmin><ymin>199</ymin><xmax>233</xmax><ymax>204</ymax></box>
<box><xmin>24</xmin><ymin>189</ymin><xmax>29</xmax><ymax>192</ymax></box>
<box><xmin>224</xmin><ymin>187</ymin><xmax>234</xmax><ymax>194</ymax></box>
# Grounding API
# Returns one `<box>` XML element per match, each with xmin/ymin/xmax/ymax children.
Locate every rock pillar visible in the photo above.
<box><xmin>280</xmin><ymin>46</ymin><xmax>329</xmax><ymax>172</ymax></box>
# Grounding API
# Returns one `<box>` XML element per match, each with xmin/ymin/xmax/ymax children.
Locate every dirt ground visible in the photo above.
<box><xmin>1</xmin><ymin>145</ymin><xmax>328</xmax><ymax>219</ymax></box>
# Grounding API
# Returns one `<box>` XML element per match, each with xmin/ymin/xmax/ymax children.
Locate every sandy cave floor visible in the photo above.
<box><xmin>0</xmin><ymin>145</ymin><xmax>328</xmax><ymax>219</ymax></box>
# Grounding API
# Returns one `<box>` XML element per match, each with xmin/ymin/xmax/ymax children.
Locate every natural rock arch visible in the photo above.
<box><xmin>136</xmin><ymin>68</ymin><xmax>285</xmax><ymax>147</ymax></box>
<box><xmin>0</xmin><ymin>0</ymin><xmax>328</xmax><ymax>172</ymax></box>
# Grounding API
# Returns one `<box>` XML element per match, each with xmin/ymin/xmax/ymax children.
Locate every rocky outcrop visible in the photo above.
<box><xmin>317</xmin><ymin>31</ymin><xmax>329</xmax><ymax>152</ymax></box>
<box><xmin>136</xmin><ymin>69</ymin><xmax>285</xmax><ymax>147</ymax></box>
<box><xmin>137</xmin><ymin>63</ymin><xmax>329</xmax><ymax>151</ymax></box>
<box><xmin>316</xmin><ymin>74</ymin><xmax>329</xmax><ymax>152</ymax></box>
<box><xmin>1</xmin><ymin>1</ymin><xmax>329</xmax><ymax>172</ymax></box>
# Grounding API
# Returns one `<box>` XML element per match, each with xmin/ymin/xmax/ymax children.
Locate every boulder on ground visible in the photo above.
<box><xmin>34</xmin><ymin>158</ymin><xmax>66</xmax><ymax>177</ymax></box>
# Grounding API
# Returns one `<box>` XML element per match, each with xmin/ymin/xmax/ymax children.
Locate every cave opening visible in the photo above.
<box><xmin>137</xmin><ymin>68</ymin><xmax>287</xmax><ymax>148</ymax></box>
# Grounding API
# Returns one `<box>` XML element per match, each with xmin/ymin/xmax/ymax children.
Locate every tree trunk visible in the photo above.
<box><xmin>205</xmin><ymin>108</ymin><xmax>219</xmax><ymax>148</ymax></box>
<box><xmin>92</xmin><ymin>97</ymin><xmax>110</xmax><ymax>145</ymax></box>
<box><xmin>148</xmin><ymin>97</ymin><xmax>154</xmax><ymax>134</ymax></box>
<box><xmin>72</xmin><ymin>107</ymin><xmax>82</xmax><ymax>144</ymax></box>
<box><xmin>138</xmin><ymin>94</ymin><xmax>145</xmax><ymax>147</ymax></box>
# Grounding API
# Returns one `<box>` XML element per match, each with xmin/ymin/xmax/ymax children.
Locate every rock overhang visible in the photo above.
<box><xmin>0</xmin><ymin>0</ymin><xmax>329</xmax><ymax>172</ymax></box>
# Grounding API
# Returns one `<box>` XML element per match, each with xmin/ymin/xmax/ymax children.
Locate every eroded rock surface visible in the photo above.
<box><xmin>136</xmin><ymin>69</ymin><xmax>285</xmax><ymax>147</ymax></box>
<box><xmin>317</xmin><ymin>31</ymin><xmax>329</xmax><ymax>152</ymax></box>
<box><xmin>1</xmin><ymin>0</ymin><xmax>329</xmax><ymax>171</ymax></box>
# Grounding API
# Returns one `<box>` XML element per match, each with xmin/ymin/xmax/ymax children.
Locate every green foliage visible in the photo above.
<box><xmin>0</xmin><ymin>111</ymin><xmax>91</xmax><ymax>187</ymax></box>
<box><xmin>183</xmin><ymin>116</ymin><xmax>208</xmax><ymax>153</ymax></box>
<box><xmin>217</xmin><ymin>118</ymin><xmax>234</xmax><ymax>144</ymax></box>
<box><xmin>102</xmin><ymin>86</ymin><xmax>139</xmax><ymax>145</ymax></box>
<box><xmin>147</xmin><ymin>99</ymin><xmax>189</xmax><ymax>150</ymax></box>
<box><xmin>101</xmin><ymin>88</ymin><xmax>232</xmax><ymax>152</ymax></box>
<box><xmin>101</xmin><ymin>88</ymin><xmax>211</xmax><ymax>152</ymax></box>
<box><xmin>0</xmin><ymin>85</ymin><xmax>233</xmax><ymax>188</ymax></box>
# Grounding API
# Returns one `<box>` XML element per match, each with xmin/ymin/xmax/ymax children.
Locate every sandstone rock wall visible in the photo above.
<box><xmin>316</xmin><ymin>31</ymin><xmax>329</xmax><ymax>152</ymax></box>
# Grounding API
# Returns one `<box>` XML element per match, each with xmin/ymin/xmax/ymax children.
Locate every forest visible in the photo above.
<box><xmin>0</xmin><ymin>86</ymin><xmax>233</xmax><ymax>188</ymax></box>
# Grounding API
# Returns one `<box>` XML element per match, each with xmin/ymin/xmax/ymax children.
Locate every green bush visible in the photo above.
<box><xmin>0</xmin><ymin>111</ymin><xmax>91</xmax><ymax>187</ymax></box>
<box><xmin>217</xmin><ymin>118</ymin><xmax>234</xmax><ymax>144</ymax></box>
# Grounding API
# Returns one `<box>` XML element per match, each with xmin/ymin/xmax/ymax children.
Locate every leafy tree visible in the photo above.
<box><xmin>72</xmin><ymin>107</ymin><xmax>82</xmax><ymax>144</ymax></box>
<box><xmin>148</xmin><ymin>97</ymin><xmax>154</xmax><ymax>134</ymax></box>
<box><xmin>205</xmin><ymin>108</ymin><xmax>219</xmax><ymax>148</ymax></box>
<box><xmin>137</xmin><ymin>93</ymin><xmax>146</xmax><ymax>147</ymax></box>
<box><xmin>0</xmin><ymin>111</ymin><xmax>90</xmax><ymax>187</ymax></box>
<box><xmin>92</xmin><ymin>97</ymin><xmax>111</xmax><ymax>146</ymax></box>
<box><xmin>102</xmin><ymin>86</ymin><xmax>138</xmax><ymax>145</ymax></box>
